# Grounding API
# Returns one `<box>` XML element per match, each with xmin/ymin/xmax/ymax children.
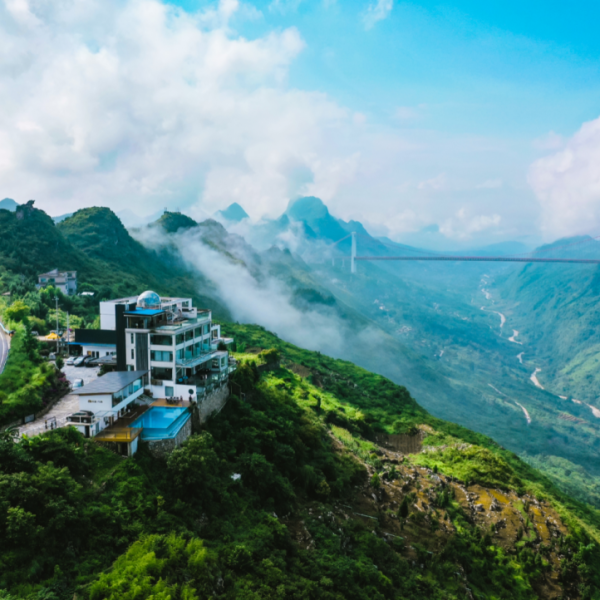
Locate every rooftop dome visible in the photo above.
<box><xmin>137</xmin><ymin>290</ymin><xmax>161</xmax><ymax>309</ymax></box>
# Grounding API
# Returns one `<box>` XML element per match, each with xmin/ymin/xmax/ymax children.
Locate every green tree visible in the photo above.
<box><xmin>55</xmin><ymin>355</ymin><xmax>64</xmax><ymax>370</ymax></box>
<box><xmin>399</xmin><ymin>496</ymin><xmax>409</xmax><ymax>520</ymax></box>
<box><xmin>4</xmin><ymin>300</ymin><xmax>30</xmax><ymax>323</ymax></box>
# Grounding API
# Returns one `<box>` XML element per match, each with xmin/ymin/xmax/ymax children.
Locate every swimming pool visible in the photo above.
<box><xmin>130</xmin><ymin>406</ymin><xmax>191</xmax><ymax>440</ymax></box>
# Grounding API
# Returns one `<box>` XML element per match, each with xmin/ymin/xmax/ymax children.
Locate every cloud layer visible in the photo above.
<box><xmin>0</xmin><ymin>0</ymin><xmax>357</xmax><ymax>218</ymax></box>
<box><xmin>529</xmin><ymin>116</ymin><xmax>600</xmax><ymax>238</ymax></box>
<box><xmin>0</xmin><ymin>0</ymin><xmax>552</xmax><ymax>245</ymax></box>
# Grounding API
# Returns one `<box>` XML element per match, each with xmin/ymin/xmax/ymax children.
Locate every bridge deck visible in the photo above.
<box><xmin>354</xmin><ymin>256</ymin><xmax>600</xmax><ymax>264</ymax></box>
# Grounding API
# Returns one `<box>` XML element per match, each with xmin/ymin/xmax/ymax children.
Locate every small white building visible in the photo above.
<box><xmin>66</xmin><ymin>370</ymin><xmax>149</xmax><ymax>454</ymax></box>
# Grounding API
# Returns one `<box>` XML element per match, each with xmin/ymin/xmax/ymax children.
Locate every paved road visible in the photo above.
<box><xmin>18</xmin><ymin>365</ymin><xmax>100</xmax><ymax>437</ymax></box>
<box><xmin>0</xmin><ymin>324</ymin><xmax>10</xmax><ymax>375</ymax></box>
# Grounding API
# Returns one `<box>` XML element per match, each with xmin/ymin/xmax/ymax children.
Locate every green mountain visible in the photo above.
<box><xmin>151</xmin><ymin>211</ymin><xmax>199</xmax><ymax>233</ymax></box>
<box><xmin>57</xmin><ymin>208</ymin><xmax>228</xmax><ymax>316</ymax></box>
<box><xmin>0</xmin><ymin>201</ymin><xmax>84</xmax><ymax>278</ymax></box>
<box><xmin>1</xmin><ymin>205</ymin><xmax>600</xmax><ymax>597</ymax></box>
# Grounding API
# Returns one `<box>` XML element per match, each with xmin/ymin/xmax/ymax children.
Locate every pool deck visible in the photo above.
<box><xmin>93</xmin><ymin>399</ymin><xmax>191</xmax><ymax>444</ymax></box>
<box><xmin>151</xmin><ymin>398</ymin><xmax>193</xmax><ymax>409</ymax></box>
<box><xmin>93</xmin><ymin>404</ymin><xmax>149</xmax><ymax>443</ymax></box>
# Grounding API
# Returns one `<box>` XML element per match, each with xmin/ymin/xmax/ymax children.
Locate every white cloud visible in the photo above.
<box><xmin>529</xmin><ymin>116</ymin><xmax>600</xmax><ymax>238</ymax></box>
<box><xmin>418</xmin><ymin>173</ymin><xmax>447</xmax><ymax>191</ymax></box>
<box><xmin>0</xmin><ymin>0</ymin><xmax>539</xmax><ymax>242</ymax></box>
<box><xmin>439</xmin><ymin>208</ymin><xmax>501</xmax><ymax>239</ymax></box>
<box><xmin>0</xmin><ymin>0</ymin><xmax>357</xmax><ymax>217</ymax></box>
<box><xmin>363</xmin><ymin>0</ymin><xmax>393</xmax><ymax>30</ymax></box>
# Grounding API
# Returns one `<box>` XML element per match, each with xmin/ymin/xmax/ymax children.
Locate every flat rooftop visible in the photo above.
<box><xmin>71</xmin><ymin>370</ymin><xmax>148</xmax><ymax>395</ymax></box>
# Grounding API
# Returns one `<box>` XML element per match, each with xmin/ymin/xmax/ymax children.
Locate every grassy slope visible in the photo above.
<box><xmin>228</xmin><ymin>325</ymin><xmax>600</xmax><ymax>533</ymax></box>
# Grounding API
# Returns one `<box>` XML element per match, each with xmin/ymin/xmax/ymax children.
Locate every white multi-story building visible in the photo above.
<box><xmin>37</xmin><ymin>268</ymin><xmax>77</xmax><ymax>296</ymax></box>
<box><xmin>100</xmin><ymin>291</ymin><xmax>234</xmax><ymax>399</ymax></box>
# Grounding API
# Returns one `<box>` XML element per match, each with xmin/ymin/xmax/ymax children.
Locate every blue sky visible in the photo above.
<box><xmin>2</xmin><ymin>0</ymin><xmax>600</xmax><ymax>246</ymax></box>
<box><xmin>172</xmin><ymin>0</ymin><xmax>600</xmax><ymax>137</ymax></box>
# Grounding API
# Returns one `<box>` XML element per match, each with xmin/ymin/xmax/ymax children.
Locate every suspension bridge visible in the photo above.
<box><xmin>330</xmin><ymin>232</ymin><xmax>600</xmax><ymax>274</ymax></box>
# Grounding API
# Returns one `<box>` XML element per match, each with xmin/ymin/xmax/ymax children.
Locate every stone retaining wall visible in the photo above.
<box><xmin>373</xmin><ymin>430</ymin><xmax>426</xmax><ymax>454</ymax></box>
<box><xmin>147</xmin><ymin>416</ymin><xmax>193</xmax><ymax>459</ymax></box>
<box><xmin>197</xmin><ymin>384</ymin><xmax>230</xmax><ymax>425</ymax></box>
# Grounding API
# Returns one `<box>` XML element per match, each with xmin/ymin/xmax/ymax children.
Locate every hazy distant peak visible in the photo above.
<box><xmin>0</xmin><ymin>198</ymin><xmax>18</xmax><ymax>212</ymax></box>
<box><xmin>286</xmin><ymin>196</ymin><xmax>330</xmax><ymax>221</ymax></box>
<box><xmin>53</xmin><ymin>212</ymin><xmax>74</xmax><ymax>223</ymax></box>
<box><xmin>339</xmin><ymin>218</ymin><xmax>370</xmax><ymax>237</ymax></box>
<box><xmin>215</xmin><ymin>202</ymin><xmax>249</xmax><ymax>223</ymax></box>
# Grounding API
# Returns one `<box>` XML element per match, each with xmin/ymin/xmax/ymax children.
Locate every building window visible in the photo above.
<box><xmin>131</xmin><ymin>333</ymin><xmax>134</xmax><ymax>344</ymax></box>
<box><xmin>151</xmin><ymin>350</ymin><xmax>173</xmax><ymax>362</ymax></box>
<box><xmin>131</xmin><ymin>349</ymin><xmax>134</xmax><ymax>360</ymax></box>
<box><xmin>176</xmin><ymin>333</ymin><xmax>185</xmax><ymax>345</ymax></box>
<box><xmin>185</xmin><ymin>330</ymin><xmax>193</xmax><ymax>342</ymax></box>
<box><xmin>152</xmin><ymin>367</ymin><xmax>173</xmax><ymax>381</ymax></box>
<box><xmin>150</xmin><ymin>334</ymin><xmax>172</xmax><ymax>346</ymax></box>
<box><xmin>194</xmin><ymin>327</ymin><xmax>202</xmax><ymax>339</ymax></box>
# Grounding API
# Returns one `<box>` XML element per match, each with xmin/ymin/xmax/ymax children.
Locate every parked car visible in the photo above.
<box><xmin>49</xmin><ymin>352</ymin><xmax>57</xmax><ymax>360</ymax></box>
<box><xmin>83</xmin><ymin>356</ymin><xmax>95</xmax><ymax>367</ymax></box>
<box><xmin>73</xmin><ymin>379</ymin><xmax>84</xmax><ymax>389</ymax></box>
<box><xmin>73</xmin><ymin>356</ymin><xmax>86</xmax><ymax>367</ymax></box>
<box><xmin>31</xmin><ymin>330</ymin><xmax>39</xmax><ymax>336</ymax></box>
<box><xmin>66</xmin><ymin>356</ymin><xmax>76</xmax><ymax>365</ymax></box>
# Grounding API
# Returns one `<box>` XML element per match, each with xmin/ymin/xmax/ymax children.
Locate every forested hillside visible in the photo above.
<box><xmin>2</xmin><ymin>325</ymin><xmax>600</xmax><ymax>599</ymax></box>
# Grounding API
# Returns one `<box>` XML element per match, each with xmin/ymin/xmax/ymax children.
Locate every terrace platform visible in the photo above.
<box><xmin>92</xmin><ymin>404</ymin><xmax>149</xmax><ymax>443</ymax></box>
<box><xmin>150</xmin><ymin>398</ymin><xmax>193</xmax><ymax>409</ymax></box>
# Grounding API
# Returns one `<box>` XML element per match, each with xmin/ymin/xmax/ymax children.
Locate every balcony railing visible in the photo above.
<box><xmin>175</xmin><ymin>350</ymin><xmax>215</xmax><ymax>368</ymax></box>
<box><xmin>153</xmin><ymin>315</ymin><xmax>211</xmax><ymax>331</ymax></box>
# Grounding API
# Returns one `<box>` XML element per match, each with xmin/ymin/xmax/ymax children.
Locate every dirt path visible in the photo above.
<box><xmin>488</xmin><ymin>384</ymin><xmax>532</xmax><ymax>425</ymax></box>
<box><xmin>515</xmin><ymin>401</ymin><xmax>532</xmax><ymax>424</ymax></box>
<box><xmin>508</xmin><ymin>330</ymin><xmax>522</xmax><ymax>344</ymax></box>
<box><xmin>530</xmin><ymin>368</ymin><xmax>544</xmax><ymax>390</ymax></box>
<box><xmin>586</xmin><ymin>403</ymin><xmax>600</xmax><ymax>418</ymax></box>
<box><xmin>480</xmin><ymin>306</ymin><xmax>506</xmax><ymax>330</ymax></box>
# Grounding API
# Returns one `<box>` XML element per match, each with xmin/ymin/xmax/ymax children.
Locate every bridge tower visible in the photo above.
<box><xmin>351</xmin><ymin>231</ymin><xmax>357</xmax><ymax>274</ymax></box>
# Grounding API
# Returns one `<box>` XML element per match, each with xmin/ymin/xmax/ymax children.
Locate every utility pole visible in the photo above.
<box><xmin>351</xmin><ymin>231</ymin><xmax>357</xmax><ymax>274</ymax></box>
<box><xmin>54</xmin><ymin>296</ymin><xmax>59</xmax><ymax>354</ymax></box>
